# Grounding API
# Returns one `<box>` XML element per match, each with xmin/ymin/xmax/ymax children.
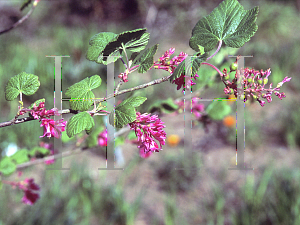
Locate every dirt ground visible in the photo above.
<box><xmin>50</xmin><ymin>109</ymin><xmax>300</xmax><ymax>224</ymax></box>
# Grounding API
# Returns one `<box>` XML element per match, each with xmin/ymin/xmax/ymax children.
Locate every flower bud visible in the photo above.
<box><xmin>224</xmin><ymin>75</ymin><xmax>230</xmax><ymax>80</ymax></box>
<box><xmin>252</xmin><ymin>94</ymin><xmax>258</xmax><ymax>100</ymax></box>
<box><xmin>257</xmin><ymin>79</ymin><xmax>263</xmax><ymax>85</ymax></box>
<box><xmin>230</xmin><ymin>62</ymin><xmax>238</xmax><ymax>71</ymax></box>
<box><xmin>247</xmin><ymin>78</ymin><xmax>253</xmax><ymax>83</ymax></box>
<box><xmin>263</xmin><ymin>78</ymin><xmax>268</xmax><ymax>85</ymax></box>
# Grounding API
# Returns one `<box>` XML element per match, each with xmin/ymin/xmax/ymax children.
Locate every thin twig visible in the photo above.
<box><xmin>0</xmin><ymin>0</ymin><xmax>39</xmax><ymax>36</ymax></box>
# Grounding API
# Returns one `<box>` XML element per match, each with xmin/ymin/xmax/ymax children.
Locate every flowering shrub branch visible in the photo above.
<box><xmin>0</xmin><ymin>0</ymin><xmax>293</xmax><ymax>206</ymax></box>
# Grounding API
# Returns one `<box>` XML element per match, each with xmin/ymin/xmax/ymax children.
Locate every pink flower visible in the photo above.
<box><xmin>19</xmin><ymin>178</ymin><xmax>40</xmax><ymax>205</ymax></box>
<box><xmin>3</xmin><ymin>178</ymin><xmax>40</xmax><ymax>205</ymax></box>
<box><xmin>98</xmin><ymin>130</ymin><xmax>108</xmax><ymax>146</ymax></box>
<box><xmin>139</xmin><ymin>145</ymin><xmax>153</xmax><ymax>158</ymax></box>
<box><xmin>154</xmin><ymin>48</ymin><xmax>199</xmax><ymax>91</ymax></box>
<box><xmin>29</xmin><ymin>102</ymin><xmax>60</xmax><ymax>121</ymax></box>
<box><xmin>40</xmin><ymin>118</ymin><xmax>67</xmax><ymax>139</ymax></box>
<box><xmin>129</xmin><ymin>112</ymin><xmax>166</xmax><ymax>157</ymax></box>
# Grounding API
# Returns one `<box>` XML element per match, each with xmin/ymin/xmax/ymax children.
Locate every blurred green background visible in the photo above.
<box><xmin>0</xmin><ymin>0</ymin><xmax>300</xmax><ymax>224</ymax></box>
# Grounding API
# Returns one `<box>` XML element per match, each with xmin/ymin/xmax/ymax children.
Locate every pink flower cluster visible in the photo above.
<box><xmin>129</xmin><ymin>112</ymin><xmax>166</xmax><ymax>158</ymax></box>
<box><xmin>20</xmin><ymin>102</ymin><xmax>67</xmax><ymax>139</ymax></box>
<box><xmin>223</xmin><ymin>68</ymin><xmax>292</xmax><ymax>107</ymax></box>
<box><xmin>153</xmin><ymin>48</ymin><xmax>199</xmax><ymax>91</ymax></box>
<box><xmin>98</xmin><ymin>129</ymin><xmax>108</xmax><ymax>147</ymax></box>
<box><xmin>5</xmin><ymin>178</ymin><xmax>40</xmax><ymax>205</ymax></box>
<box><xmin>39</xmin><ymin>118</ymin><xmax>67</xmax><ymax>139</ymax></box>
<box><xmin>19</xmin><ymin>178</ymin><xmax>40</xmax><ymax>205</ymax></box>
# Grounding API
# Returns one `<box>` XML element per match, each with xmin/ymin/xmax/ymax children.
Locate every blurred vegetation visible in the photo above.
<box><xmin>0</xmin><ymin>161</ymin><xmax>144</xmax><ymax>225</ymax></box>
<box><xmin>155</xmin><ymin>152</ymin><xmax>202</xmax><ymax>193</ymax></box>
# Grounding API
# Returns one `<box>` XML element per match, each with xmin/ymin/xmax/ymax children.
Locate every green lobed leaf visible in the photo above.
<box><xmin>86</xmin><ymin>32</ymin><xmax>118</xmax><ymax>64</ymax></box>
<box><xmin>206</xmin><ymin>100</ymin><xmax>232</xmax><ymax>120</ymax></box>
<box><xmin>189</xmin><ymin>0</ymin><xmax>259</xmax><ymax>52</ymax></box>
<box><xmin>118</xmin><ymin>96</ymin><xmax>147</xmax><ymax>108</ymax></box>
<box><xmin>102</xmin><ymin>28</ymin><xmax>147</xmax><ymax>58</ymax></box>
<box><xmin>66</xmin><ymin>112</ymin><xmax>95</xmax><ymax>138</ymax></box>
<box><xmin>169</xmin><ymin>53</ymin><xmax>208</xmax><ymax>83</ymax></box>
<box><xmin>0</xmin><ymin>157</ymin><xmax>16</xmax><ymax>176</ymax></box>
<box><xmin>124</xmin><ymin>32</ymin><xmax>150</xmax><ymax>52</ymax></box>
<box><xmin>65</xmin><ymin>75</ymin><xmax>101</xmax><ymax>111</ymax></box>
<box><xmin>28</xmin><ymin>98</ymin><xmax>45</xmax><ymax>109</ymax></box>
<box><xmin>61</xmin><ymin>131</ymin><xmax>76</xmax><ymax>143</ymax></box>
<box><xmin>135</xmin><ymin>44</ymin><xmax>159</xmax><ymax>73</ymax></box>
<box><xmin>10</xmin><ymin>149</ymin><xmax>30</xmax><ymax>164</ymax></box>
<box><xmin>5</xmin><ymin>72</ymin><xmax>40</xmax><ymax>101</ymax></box>
<box><xmin>109</xmin><ymin>96</ymin><xmax>147</xmax><ymax>128</ymax></box>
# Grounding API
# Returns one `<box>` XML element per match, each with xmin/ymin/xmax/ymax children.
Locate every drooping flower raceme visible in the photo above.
<box><xmin>153</xmin><ymin>48</ymin><xmax>199</xmax><ymax>91</ymax></box>
<box><xmin>129</xmin><ymin>112</ymin><xmax>166</xmax><ymax>157</ymax></box>
<box><xmin>223</xmin><ymin>67</ymin><xmax>292</xmax><ymax>107</ymax></box>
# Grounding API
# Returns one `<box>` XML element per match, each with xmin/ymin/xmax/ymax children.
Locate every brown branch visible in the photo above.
<box><xmin>0</xmin><ymin>0</ymin><xmax>39</xmax><ymax>36</ymax></box>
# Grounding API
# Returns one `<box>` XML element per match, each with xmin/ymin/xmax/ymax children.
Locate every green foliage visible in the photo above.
<box><xmin>87</xmin><ymin>28</ymin><xmax>149</xmax><ymax>65</ymax></box>
<box><xmin>0</xmin><ymin>157</ymin><xmax>16</xmax><ymax>176</ymax></box>
<box><xmin>206</xmin><ymin>100</ymin><xmax>232</xmax><ymax>120</ymax></box>
<box><xmin>109</xmin><ymin>96</ymin><xmax>147</xmax><ymax>128</ymax></box>
<box><xmin>86</xmin><ymin>32</ymin><xmax>118</xmax><ymax>64</ymax></box>
<box><xmin>28</xmin><ymin>146</ymin><xmax>50</xmax><ymax>157</ymax></box>
<box><xmin>65</xmin><ymin>75</ymin><xmax>101</xmax><ymax>111</ymax></box>
<box><xmin>10</xmin><ymin>149</ymin><xmax>29</xmax><ymax>164</ymax></box>
<box><xmin>189</xmin><ymin>0</ymin><xmax>259</xmax><ymax>52</ymax></box>
<box><xmin>135</xmin><ymin>44</ymin><xmax>159</xmax><ymax>73</ymax></box>
<box><xmin>66</xmin><ymin>112</ymin><xmax>95</xmax><ymax>138</ymax></box>
<box><xmin>169</xmin><ymin>53</ymin><xmax>208</xmax><ymax>83</ymax></box>
<box><xmin>5</xmin><ymin>72</ymin><xmax>40</xmax><ymax>101</ymax></box>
